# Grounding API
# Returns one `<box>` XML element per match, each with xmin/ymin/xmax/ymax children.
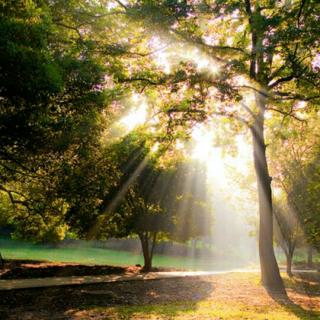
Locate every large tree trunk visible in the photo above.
<box><xmin>252</xmin><ymin>93</ymin><xmax>286</xmax><ymax>295</ymax></box>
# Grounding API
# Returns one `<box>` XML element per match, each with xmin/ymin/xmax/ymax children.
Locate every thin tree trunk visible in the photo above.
<box><xmin>285</xmin><ymin>251</ymin><xmax>293</xmax><ymax>277</ymax></box>
<box><xmin>143</xmin><ymin>254</ymin><xmax>152</xmax><ymax>272</ymax></box>
<box><xmin>251</xmin><ymin>93</ymin><xmax>286</xmax><ymax>295</ymax></box>
<box><xmin>0</xmin><ymin>252</ymin><xmax>4</xmax><ymax>269</ymax></box>
<box><xmin>139</xmin><ymin>233</ymin><xmax>152</xmax><ymax>272</ymax></box>
<box><xmin>307</xmin><ymin>247</ymin><xmax>313</xmax><ymax>268</ymax></box>
<box><xmin>150</xmin><ymin>232</ymin><xmax>157</xmax><ymax>262</ymax></box>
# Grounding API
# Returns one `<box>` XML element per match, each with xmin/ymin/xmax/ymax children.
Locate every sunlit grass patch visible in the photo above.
<box><xmin>88</xmin><ymin>300</ymin><xmax>320</xmax><ymax>320</ymax></box>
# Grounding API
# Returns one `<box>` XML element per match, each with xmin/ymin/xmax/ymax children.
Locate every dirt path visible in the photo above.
<box><xmin>1</xmin><ymin>268</ymin><xmax>318</xmax><ymax>290</ymax></box>
<box><xmin>0</xmin><ymin>270</ymin><xmax>250</xmax><ymax>290</ymax></box>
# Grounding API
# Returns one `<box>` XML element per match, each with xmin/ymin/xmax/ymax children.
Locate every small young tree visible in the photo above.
<box><xmin>273</xmin><ymin>199</ymin><xmax>303</xmax><ymax>277</ymax></box>
<box><xmin>116</xmin><ymin>191</ymin><xmax>172</xmax><ymax>271</ymax></box>
<box><xmin>73</xmin><ymin>133</ymin><xmax>212</xmax><ymax>271</ymax></box>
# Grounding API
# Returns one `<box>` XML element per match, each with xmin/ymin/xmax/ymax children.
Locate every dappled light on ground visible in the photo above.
<box><xmin>1</xmin><ymin>273</ymin><xmax>319</xmax><ymax>320</ymax></box>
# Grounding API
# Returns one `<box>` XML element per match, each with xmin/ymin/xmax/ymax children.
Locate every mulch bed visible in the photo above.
<box><xmin>0</xmin><ymin>260</ymin><xmax>130</xmax><ymax>279</ymax></box>
<box><xmin>0</xmin><ymin>259</ymin><xmax>182</xmax><ymax>280</ymax></box>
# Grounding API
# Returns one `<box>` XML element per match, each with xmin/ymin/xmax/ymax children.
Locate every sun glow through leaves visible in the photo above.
<box><xmin>120</xmin><ymin>94</ymin><xmax>148</xmax><ymax>131</ymax></box>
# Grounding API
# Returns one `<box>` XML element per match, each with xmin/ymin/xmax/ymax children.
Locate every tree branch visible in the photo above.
<box><xmin>297</xmin><ymin>0</ymin><xmax>306</xmax><ymax>27</ymax></box>
<box><xmin>0</xmin><ymin>185</ymin><xmax>32</xmax><ymax>211</ymax></box>
<box><xmin>117</xmin><ymin>77</ymin><xmax>166</xmax><ymax>86</ymax></box>
<box><xmin>114</xmin><ymin>0</ymin><xmax>128</xmax><ymax>10</ymax></box>
<box><xmin>240</xmin><ymin>102</ymin><xmax>257</xmax><ymax>120</ymax></box>
<box><xmin>0</xmin><ymin>151</ymin><xmax>33</xmax><ymax>173</ymax></box>
<box><xmin>267</xmin><ymin>107</ymin><xmax>306</xmax><ymax>122</ymax></box>
<box><xmin>268</xmin><ymin>75</ymin><xmax>295</xmax><ymax>89</ymax></box>
<box><xmin>171</xmin><ymin>30</ymin><xmax>247</xmax><ymax>62</ymax></box>
<box><xmin>272</xmin><ymin>92</ymin><xmax>320</xmax><ymax>101</ymax></box>
<box><xmin>234</xmin><ymin>85</ymin><xmax>269</xmax><ymax>98</ymax></box>
<box><xmin>213</xmin><ymin>110</ymin><xmax>250</xmax><ymax>127</ymax></box>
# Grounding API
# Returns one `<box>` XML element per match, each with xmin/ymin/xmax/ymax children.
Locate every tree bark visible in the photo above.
<box><xmin>251</xmin><ymin>93</ymin><xmax>286</xmax><ymax>295</ymax></box>
<box><xmin>0</xmin><ymin>252</ymin><xmax>4</xmax><ymax>269</ymax></box>
<box><xmin>139</xmin><ymin>233</ymin><xmax>153</xmax><ymax>272</ymax></box>
<box><xmin>285</xmin><ymin>251</ymin><xmax>293</xmax><ymax>277</ymax></box>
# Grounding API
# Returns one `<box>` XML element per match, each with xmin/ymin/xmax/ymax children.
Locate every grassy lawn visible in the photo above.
<box><xmin>0</xmin><ymin>237</ymin><xmax>251</xmax><ymax>270</ymax></box>
<box><xmin>99</xmin><ymin>301</ymin><xmax>318</xmax><ymax>320</ymax></box>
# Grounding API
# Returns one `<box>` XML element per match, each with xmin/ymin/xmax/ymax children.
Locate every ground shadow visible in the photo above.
<box><xmin>0</xmin><ymin>276</ymin><xmax>214</xmax><ymax>319</ymax></box>
<box><xmin>283</xmin><ymin>272</ymin><xmax>320</xmax><ymax>297</ymax></box>
<box><xmin>267</xmin><ymin>273</ymin><xmax>320</xmax><ymax>320</ymax></box>
<box><xmin>268</xmin><ymin>292</ymin><xmax>320</xmax><ymax>320</ymax></box>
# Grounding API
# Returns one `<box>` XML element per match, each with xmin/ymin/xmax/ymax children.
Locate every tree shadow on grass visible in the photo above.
<box><xmin>267</xmin><ymin>273</ymin><xmax>320</xmax><ymax>320</ymax></box>
<box><xmin>283</xmin><ymin>272</ymin><xmax>320</xmax><ymax>297</ymax></box>
<box><xmin>268</xmin><ymin>292</ymin><xmax>320</xmax><ymax>320</ymax></box>
<box><xmin>0</xmin><ymin>276</ymin><xmax>214</xmax><ymax>319</ymax></box>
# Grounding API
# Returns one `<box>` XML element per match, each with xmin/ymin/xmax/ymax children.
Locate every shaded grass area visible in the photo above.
<box><xmin>0</xmin><ymin>237</ymin><xmax>250</xmax><ymax>270</ymax></box>
<box><xmin>0</xmin><ymin>273</ymin><xmax>319</xmax><ymax>319</ymax></box>
<box><xmin>100</xmin><ymin>300</ymin><xmax>319</xmax><ymax>320</ymax></box>
<box><xmin>283</xmin><ymin>272</ymin><xmax>320</xmax><ymax>296</ymax></box>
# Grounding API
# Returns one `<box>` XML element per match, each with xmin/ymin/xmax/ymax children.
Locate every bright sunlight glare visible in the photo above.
<box><xmin>191</xmin><ymin>126</ymin><xmax>227</xmax><ymax>188</ymax></box>
<box><xmin>119</xmin><ymin>94</ymin><xmax>148</xmax><ymax>131</ymax></box>
<box><xmin>150</xmin><ymin>37</ymin><xmax>220</xmax><ymax>77</ymax></box>
<box><xmin>191</xmin><ymin>125</ymin><xmax>252</xmax><ymax>191</ymax></box>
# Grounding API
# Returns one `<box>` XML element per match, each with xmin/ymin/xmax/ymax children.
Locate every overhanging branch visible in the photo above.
<box><xmin>268</xmin><ymin>107</ymin><xmax>306</xmax><ymax>122</ymax></box>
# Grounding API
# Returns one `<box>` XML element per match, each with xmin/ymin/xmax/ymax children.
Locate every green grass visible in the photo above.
<box><xmin>1</xmin><ymin>237</ymin><xmax>317</xmax><ymax>271</ymax></box>
<box><xmin>276</xmin><ymin>248</ymin><xmax>320</xmax><ymax>265</ymax></box>
<box><xmin>0</xmin><ymin>237</ymin><xmax>246</xmax><ymax>270</ymax></box>
<box><xmin>104</xmin><ymin>301</ymin><xmax>319</xmax><ymax>320</ymax></box>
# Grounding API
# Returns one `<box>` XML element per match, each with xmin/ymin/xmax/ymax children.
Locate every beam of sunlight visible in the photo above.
<box><xmin>188</xmin><ymin>124</ymin><xmax>259</xmax><ymax>269</ymax></box>
<box><xmin>191</xmin><ymin>125</ymin><xmax>227</xmax><ymax>189</ymax></box>
<box><xmin>87</xmin><ymin>154</ymin><xmax>150</xmax><ymax>239</ymax></box>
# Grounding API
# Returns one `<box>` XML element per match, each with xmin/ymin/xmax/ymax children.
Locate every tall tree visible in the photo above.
<box><xmin>105</xmin><ymin>0</ymin><xmax>320</xmax><ymax>293</ymax></box>
<box><xmin>269</xmin><ymin>114</ymin><xmax>320</xmax><ymax>251</ymax></box>
<box><xmin>0</xmin><ymin>0</ymin><xmax>122</xmax><ymax>240</ymax></box>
